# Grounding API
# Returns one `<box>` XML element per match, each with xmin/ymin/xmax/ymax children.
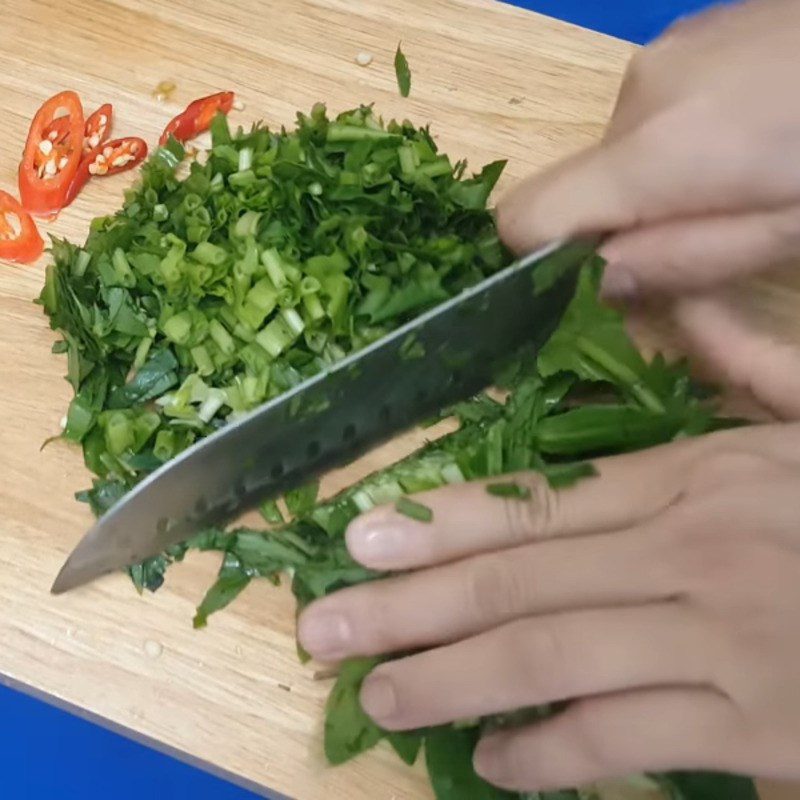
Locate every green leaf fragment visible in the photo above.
<box><xmin>424</xmin><ymin>727</ymin><xmax>517</xmax><ymax>800</ymax></box>
<box><xmin>394</xmin><ymin>44</ymin><xmax>412</xmax><ymax>97</ymax></box>
<box><xmin>387</xmin><ymin>731</ymin><xmax>423</xmax><ymax>765</ymax></box>
<box><xmin>324</xmin><ymin>658</ymin><xmax>384</xmax><ymax>765</ymax></box>
<box><xmin>486</xmin><ymin>481</ymin><xmax>531</xmax><ymax>499</ymax></box>
<box><xmin>284</xmin><ymin>480</ymin><xmax>320</xmax><ymax>518</ymax></box>
<box><xmin>193</xmin><ymin>560</ymin><xmax>251</xmax><ymax>629</ymax></box>
<box><xmin>541</xmin><ymin>461</ymin><xmax>598</xmax><ymax>489</ymax></box>
<box><xmin>657</xmin><ymin>772</ymin><xmax>758</xmax><ymax>800</ymax></box>
<box><xmin>259</xmin><ymin>499</ymin><xmax>285</xmax><ymax>525</ymax></box>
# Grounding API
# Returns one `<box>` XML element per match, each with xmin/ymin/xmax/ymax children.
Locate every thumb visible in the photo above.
<box><xmin>674</xmin><ymin>293</ymin><xmax>800</xmax><ymax>420</ymax></box>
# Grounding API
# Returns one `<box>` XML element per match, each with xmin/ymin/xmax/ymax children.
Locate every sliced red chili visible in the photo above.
<box><xmin>0</xmin><ymin>190</ymin><xmax>44</xmax><ymax>264</ymax></box>
<box><xmin>41</xmin><ymin>115</ymin><xmax>70</xmax><ymax>147</ymax></box>
<box><xmin>83</xmin><ymin>103</ymin><xmax>113</xmax><ymax>155</ymax></box>
<box><xmin>44</xmin><ymin>102</ymin><xmax>113</xmax><ymax>156</ymax></box>
<box><xmin>19</xmin><ymin>90</ymin><xmax>84</xmax><ymax>216</ymax></box>
<box><xmin>159</xmin><ymin>91</ymin><xmax>235</xmax><ymax>145</ymax></box>
<box><xmin>65</xmin><ymin>137</ymin><xmax>149</xmax><ymax>206</ymax></box>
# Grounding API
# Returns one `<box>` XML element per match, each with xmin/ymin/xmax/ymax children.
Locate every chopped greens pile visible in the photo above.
<box><xmin>40</xmin><ymin>105</ymin><xmax>755</xmax><ymax>800</ymax></box>
<box><xmin>40</xmin><ymin>104</ymin><xmax>507</xmax><ymax>517</ymax></box>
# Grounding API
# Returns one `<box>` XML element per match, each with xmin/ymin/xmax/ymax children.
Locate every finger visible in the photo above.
<box><xmin>496</xmin><ymin>112</ymin><xmax>800</xmax><ymax>257</ymax></box>
<box><xmin>474</xmin><ymin>688</ymin><xmax>742</xmax><ymax>792</ymax></box>
<box><xmin>298</xmin><ymin>528</ymin><xmax>676</xmax><ymax>661</ymax></box>
<box><xmin>345</xmin><ymin>444</ymin><xmax>696</xmax><ymax>572</ymax></box>
<box><xmin>358</xmin><ymin>604</ymin><xmax>712</xmax><ymax>731</ymax></box>
<box><xmin>599</xmin><ymin>205</ymin><xmax>800</xmax><ymax>300</ymax></box>
<box><xmin>674</xmin><ymin>294</ymin><xmax>800</xmax><ymax>420</ymax></box>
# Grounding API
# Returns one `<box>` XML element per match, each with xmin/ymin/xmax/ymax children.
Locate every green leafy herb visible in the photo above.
<box><xmin>399</xmin><ymin>333</ymin><xmax>426</xmax><ymax>360</ymax></box>
<box><xmin>193</xmin><ymin>557</ymin><xmax>251</xmax><ymax>629</ymax></box>
<box><xmin>395</xmin><ymin>495</ymin><xmax>433</xmax><ymax>522</ymax></box>
<box><xmin>394</xmin><ymin>44</ymin><xmax>411</xmax><ymax>97</ymax></box>
<box><xmin>486</xmin><ymin>481</ymin><xmax>531</xmax><ymax>499</ymax></box>
<box><xmin>324</xmin><ymin>658</ymin><xmax>383</xmax><ymax>764</ymax></box>
<box><xmin>387</xmin><ymin>731</ymin><xmax>423</xmax><ymax>765</ymax></box>
<box><xmin>531</xmin><ymin>241</ymin><xmax>595</xmax><ymax>296</ymax></box>
<box><xmin>259</xmin><ymin>499</ymin><xmax>284</xmax><ymax>525</ymax></box>
<box><xmin>657</xmin><ymin>772</ymin><xmax>759</xmax><ymax>800</ymax></box>
<box><xmin>425</xmin><ymin>727</ymin><xmax>517</xmax><ymax>800</ymax></box>
<box><xmin>284</xmin><ymin>480</ymin><xmax>320</xmax><ymax>518</ymax></box>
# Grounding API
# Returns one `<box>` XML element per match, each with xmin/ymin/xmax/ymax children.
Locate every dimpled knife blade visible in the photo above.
<box><xmin>52</xmin><ymin>239</ymin><xmax>594</xmax><ymax>594</ymax></box>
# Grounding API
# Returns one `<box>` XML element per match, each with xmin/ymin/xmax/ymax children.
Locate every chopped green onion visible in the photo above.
<box><xmin>302</xmin><ymin>292</ymin><xmax>325</xmax><ymax>321</ymax></box>
<box><xmin>73</xmin><ymin>249</ymin><xmax>91</xmax><ymax>277</ymax></box>
<box><xmin>395</xmin><ymin>496</ymin><xmax>433</xmax><ymax>523</ymax></box>
<box><xmin>238</xmin><ymin>147</ymin><xmax>253</xmax><ymax>172</ymax></box>
<box><xmin>162</xmin><ymin>312</ymin><xmax>192</xmax><ymax>345</ymax></box>
<box><xmin>398</xmin><ymin>144</ymin><xmax>418</xmax><ymax>175</ymax></box>
<box><xmin>153</xmin><ymin>429</ymin><xmax>176</xmax><ymax>461</ymax></box>
<box><xmin>104</xmin><ymin>411</ymin><xmax>135</xmax><ymax>456</ymax></box>
<box><xmin>486</xmin><ymin>481</ymin><xmax>532</xmax><ymax>500</ymax></box>
<box><xmin>261</xmin><ymin>248</ymin><xmax>288</xmax><ymax>289</ymax></box>
<box><xmin>112</xmin><ymin>247</ymin><xmax>134</xmax><ymax>285</ymax></box>
<box><xmin>209</xmin><ymin>319</ymin><xmax>236</xmax><ymax>355</ymax></box>
<box><xmin>192</xmin><ymin>242</ymin><xmax>227</xmax><ymax>265</ymax></box>
<box><xmin>281</xmin><ymin>308</ymin><xmax>305</xmax><ymax>336</ymax></box>
<box><xmin>352</xmin><ymin>490</ymin><xmax>374</xmax><ymax>512</ymax></box>
<box><xmin>234</xmin><ymin>210</ymin><xmax>261</xmax><ymax>238</ymax></box>
<box><xmin>542</xmin><ymin>462</ymin><xmax>598</xmax><ymax>489</ymax></box>
<box><xmin>198</xmin><ymin>389</ymin><xmax>226</xmax><ymax>423</ymax></box>
<box><xmin>441</xmin><ymin>463</ymin><xmax>466</xmax><ymax>484</ymax></box>
<box><xmin>256</xmin><ymin>316</ymin><xmax>296</xmax><ymax>358</ymax></box>
<box><xmin>132</xmin><ymin>336</ymin><xmax>153</xmax><ymax>371</ymax></box>
<box><xmin>191</xmin><ymin>345</ymin><xmax>215</xmax><ymax>376</ymax></box>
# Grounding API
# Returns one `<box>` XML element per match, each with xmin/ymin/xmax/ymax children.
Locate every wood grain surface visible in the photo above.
<box><xmin>1</xmin><ymin>2</ymin><xmax>798</xmax><ymax>798</ymax></box>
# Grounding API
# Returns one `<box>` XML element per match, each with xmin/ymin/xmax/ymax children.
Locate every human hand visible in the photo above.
<box><xmin>298</xmin><ymin>423</ymin><xmax>800</xmax><ymax>792</ymax></box>
<box><xmin>497</xmin><ymin>0</ymin><xmax>800</xmax><ymax>419</ymax></box>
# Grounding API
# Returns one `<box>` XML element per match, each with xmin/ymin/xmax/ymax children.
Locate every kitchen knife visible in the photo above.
<box><xmin>52</xmin><ymin>239</ymin><xmax>595</xmax><ymax>594</ymax></box>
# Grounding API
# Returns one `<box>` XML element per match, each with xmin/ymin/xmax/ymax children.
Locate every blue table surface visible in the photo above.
<box><xmin>3</xmin><ymin>2</ymin><xmax>724</xmax><ymax>799</ymax></box>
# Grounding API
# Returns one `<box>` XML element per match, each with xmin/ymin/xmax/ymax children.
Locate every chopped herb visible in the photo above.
<box><xmin>394</xmin><ymin>44</ymin><xmax>411</xmax><ymax>97</ymax></box>
<box><xmin>41</xmin><ymin>103</ymin><xmax>509</xmax><ymax>519</ymax></box>
<box><xmin>259</xmin><ymin>499</ymin><xmax>284</xmax><ymax>525</ymax></box>
<box><xmin>324</xmin><ymin>658</ymin><xmax>383</xmax><ymax>764</ymax></box>
<box><xmin>399</xmin><ymin>333</ymin><xmax>425</xmax><ymax>360</ymax></box>
<box><xmin>486</xmin><ymin>481</ymin><xmax>531</xmax><ymax>499</ymax></box>
<box><xmin>395</xmin><ymin>496</ymin><xmax>433</xmax><ymax>522</ymax></box>
<box><xmin>541</xmin><ymin>461</ymin><xmax>598</xmax><ymax>489</ymax></box>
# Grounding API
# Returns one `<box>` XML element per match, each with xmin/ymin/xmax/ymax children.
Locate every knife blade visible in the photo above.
<box><xmin>52</xmin><ymin>239</ymin><xmax>595</xmax><ymax>594</ymax></box>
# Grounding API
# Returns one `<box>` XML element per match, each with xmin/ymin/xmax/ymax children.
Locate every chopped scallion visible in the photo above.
<box><xmin>395</xmin><ymin>496</ymin><xmax>433</xmax><ymax>523</ymax></box>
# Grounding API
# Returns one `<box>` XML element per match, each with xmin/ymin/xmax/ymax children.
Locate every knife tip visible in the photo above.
<box><xmin>51</xmin><ymin>551</ymin><xmax>87</xmax><ymax>595</ymax></box>
<box><xmin>50</xmin><ymin>566</ymin><xmax>73</xmax><ymax>595</ymax></box>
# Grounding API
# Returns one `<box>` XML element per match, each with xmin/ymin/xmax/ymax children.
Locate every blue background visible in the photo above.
<box><xmin>2</xmin><ymin>2</ymin><xmax>721</xmax><ymax>799</ymax></box>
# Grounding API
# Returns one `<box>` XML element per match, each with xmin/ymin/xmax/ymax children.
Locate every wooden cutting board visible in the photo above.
<box><xmin>1</xmin><ymin>2</ymin><xmax>798</xmax><ymax>799</ymax></box>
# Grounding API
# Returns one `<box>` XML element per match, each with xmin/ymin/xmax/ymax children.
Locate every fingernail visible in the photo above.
<box><xmin>297</xmin><ymin>611</ymin><xmax>351</xmax><ymax>660</ymax></box>
<box><xmin>360</xmin><ymin>673</ymin><xmax>397</xmax><ymax>722</ymax></box>
<box><xmin>600</xmin><ymin>267</ymin><xmax>638</xmax><ymax>301</ymax></box>
<box><xmin>346</xmin><ymin>519</ymin><xmax>411</xmax><ymax>567</ymax></box>
<box><xmin>473</xmin><ymin>736</ymin><xmax>504</xmax><ymax>782</ymax></box>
